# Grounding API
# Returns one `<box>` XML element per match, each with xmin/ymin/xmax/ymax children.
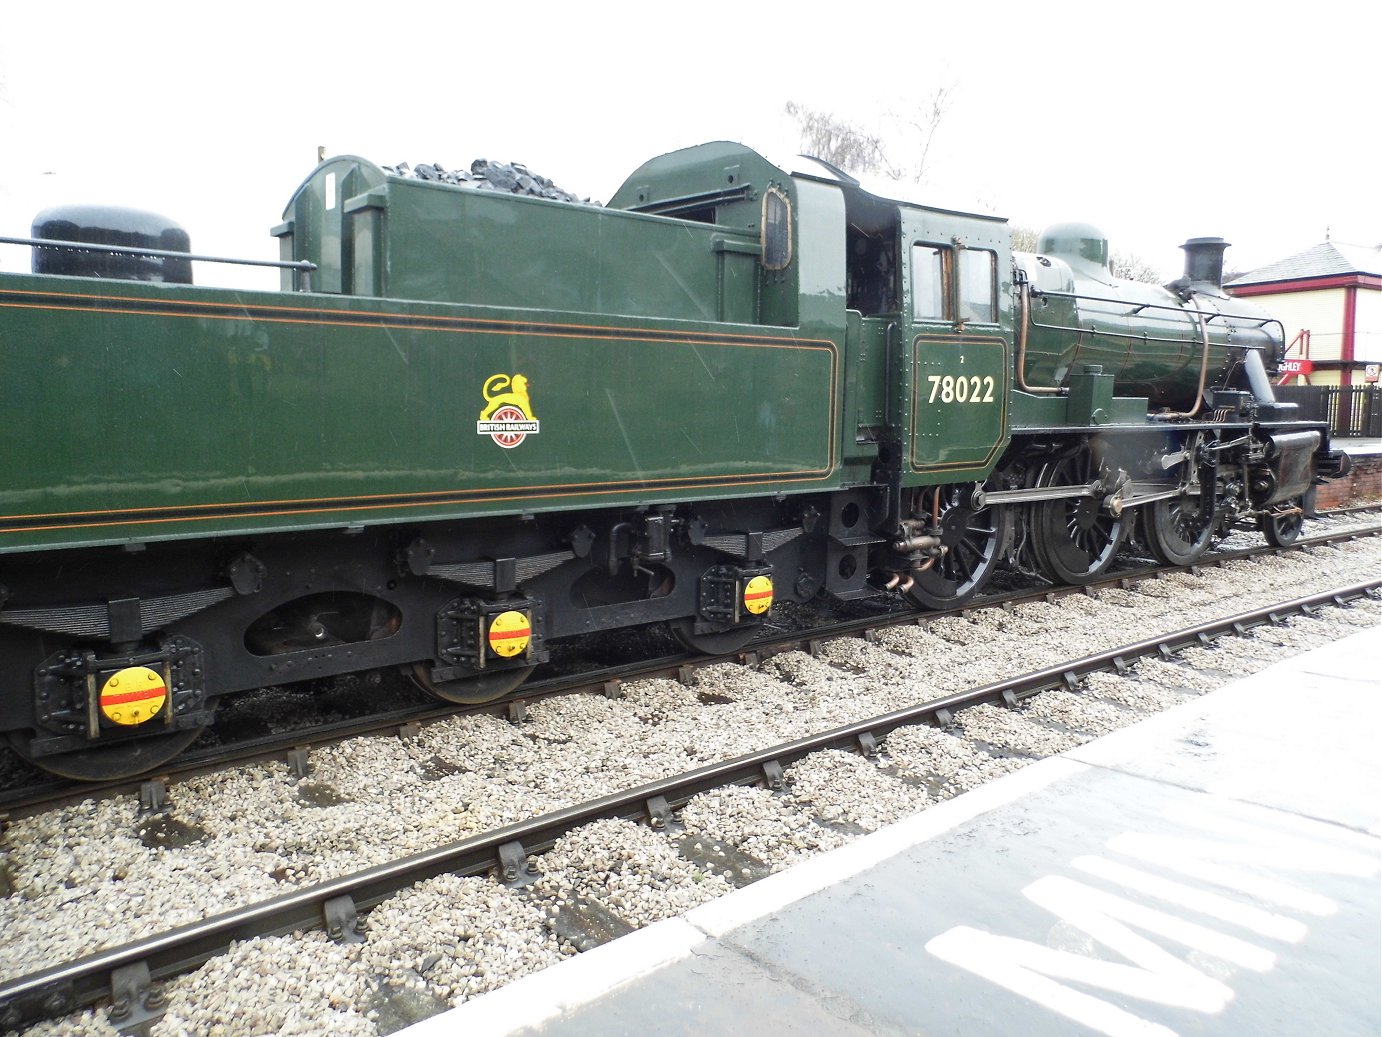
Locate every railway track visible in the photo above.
<box><xmin>2</xmin><ymin>516</ymin><xmax>1377</xmax><ymax>820</ymax></box>
<box><xmin>0</xmin><ymin>542</ymin><xmax>1376</xmax><ymax>1033</ymax></box>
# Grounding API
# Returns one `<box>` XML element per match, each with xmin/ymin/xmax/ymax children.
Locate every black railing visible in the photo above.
<box><xmin>1275</xmin><ymin>384</ymin><xmax>1382</xmax><ymax>438</ymax></box>
<box><xmin>0</xmin><ymin>235</ymin><xmax>317</xmax><ymax>291</ymax></box>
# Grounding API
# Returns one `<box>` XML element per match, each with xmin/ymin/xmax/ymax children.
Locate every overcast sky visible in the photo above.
<box><xmin>2</xmin><ymin>1</ymin><xmax>1377</xmax><ymax>290</ymax></box>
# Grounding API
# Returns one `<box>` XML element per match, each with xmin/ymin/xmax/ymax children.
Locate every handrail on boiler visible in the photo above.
<box><xmin>1014</xmin><ymin>280</ymin><xmax>1284</xmax><ymax>410</ymax></box>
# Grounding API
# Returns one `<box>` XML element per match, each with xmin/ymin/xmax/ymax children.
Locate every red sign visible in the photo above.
<box><xmin>1280</xmin><ymin>358</ymin><xmax>1313</xmax><ymax>376</ymax></box>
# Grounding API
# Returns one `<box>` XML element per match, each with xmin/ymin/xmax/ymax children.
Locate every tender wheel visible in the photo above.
<box><xmin>1029</xmin><ymin>453</ymin><xmax>1127</xmax><ymax>585</ymax></box>
<box><xmin>667</xmin><ymin>617</ymin><xmax>760</xmax><ymax>656</ymax></box>
<box><xmin>6</xmin><ymin>725</ymin><xmax>207</xmax><ymax>782</ymax></box>
<box><xmin>1141</xmin><ymin>495</ymin><xmax>1214</xmax><ymax>566</ymax></box>
<box><xmin>1259</xmin><ymin>497</ymin><xmax>1305</xmax><ymax>548</ymax></box>
<box><xmin>902</xmin><ymin>485</ymin><xmax>1011</xmax><ymax>610</ymax></box>
<box><xmin>408</xmin><ymin>662</ymin><xmax>535</xmax><ymax>704</ymax></box>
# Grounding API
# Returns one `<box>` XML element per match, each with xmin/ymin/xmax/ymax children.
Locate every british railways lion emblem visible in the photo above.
<box><xmin>477</xmin><ymin>373</ymin><xmax>540</xmax><ymax>449</ymax></box>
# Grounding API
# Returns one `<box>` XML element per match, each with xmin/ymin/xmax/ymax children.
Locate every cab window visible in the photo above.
<box><xmin>911</xmin><ymin>245</ymin><xmax>948</xmax><ymax>320</ymax></box>
<box><xmin>958</xmin><ymin>248</ymin><xmax>997</xmax><ymax>324</ymax></box>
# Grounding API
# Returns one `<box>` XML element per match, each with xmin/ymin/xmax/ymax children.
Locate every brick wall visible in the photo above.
<box><xmin>1316</xmin><ymin>453</ymin><xmax>1382</xmax><ymax>510</ymax></box>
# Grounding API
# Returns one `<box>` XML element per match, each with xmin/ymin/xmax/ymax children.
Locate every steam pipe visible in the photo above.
<box><xmin>1242</xmin><ymin>347</ymin><xmax>1278</xmax><ymax>404</ymax></box>
<box><xmin>1016</xmin><ymin>281</ymin><xmax>1062</xmax><ymax>394</ymax></box>
<box><xmin>1152</xmin><ymin>305</ymin><xmax>1212</xmax><ymax>420</ymax></box>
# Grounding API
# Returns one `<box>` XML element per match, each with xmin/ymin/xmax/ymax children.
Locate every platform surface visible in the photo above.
<box><xmin>404</xmin><ymin>624</ymin><xmax>1382</xmax><ymax>1037</ymax></box>
<box><xmin>1339</xmin><ymin>437</ymin><xmax>1381</xmax><ymax>457</ymax></box>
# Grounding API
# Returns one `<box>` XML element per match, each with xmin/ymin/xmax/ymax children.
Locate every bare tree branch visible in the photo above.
<box><xmin>785</xmin><ymin>86</ymin><xmax>953</xmax><ymax>184</ymax></box>
<box><xmin>785</xmin><ymin>101</ymin><xmax>1162</xmax><ymax>283</ymax></box>
<box><xmin>886</xmin><ymin>86</ymin><xmax>954</xmax><ymax>184</ymax></box>
<box><xmin>1110</xmin><ymin>249</ymin><xmax>1161</xmax><ymax>284</ymax></box>
<box><xmin>1009</xmin><ymin>225</ymin><xmax>1040</xmax><ymax>253</ymax></box>
<box><xmin>783</xmin><ymin>102</ymin><xmax>892</xmax><ymax>178</ymax></box>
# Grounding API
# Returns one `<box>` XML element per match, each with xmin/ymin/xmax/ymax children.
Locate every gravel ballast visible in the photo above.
<box><xmin>3</xmin><ymin>536</ymin><xmax>1377</xmax><ymax>1035</ymax></box>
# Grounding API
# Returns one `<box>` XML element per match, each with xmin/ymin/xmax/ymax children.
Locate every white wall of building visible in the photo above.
<box><xmin>1354</xmin><ymin>288</ymin><xmax>1381</xmax><ymax>365</ymax></box>
<box><xmin>1261</xmin><ymin>288</ymin><xmax>1347</xmax><ymax>364</ymax></box>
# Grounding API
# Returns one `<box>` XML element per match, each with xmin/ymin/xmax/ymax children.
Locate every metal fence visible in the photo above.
<box><xmin>1274</xmin><ymin>384</ymin><xmax>1382</xmax><ymax>438</ymax></box>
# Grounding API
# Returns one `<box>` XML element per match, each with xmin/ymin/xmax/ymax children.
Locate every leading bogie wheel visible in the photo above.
<box><xmin>1258</xmin><ymin>497</ymin><xmax>1306</xmax><ymax>548</ymax></box>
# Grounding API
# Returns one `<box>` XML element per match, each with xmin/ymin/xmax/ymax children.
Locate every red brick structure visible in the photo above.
<box><xmin>1316</xmin><ymin>452</ymin><xmax>1382</xmax><ymax>509</ymax></box>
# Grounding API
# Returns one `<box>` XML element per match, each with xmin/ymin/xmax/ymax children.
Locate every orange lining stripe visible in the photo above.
<box><xmin>0</xmin><ymin>287</ymin><xmax>830</xmax><ymax>348</ymax></box>
<box><xmin>0</xmin><ymin>473</ymin><xmax>837</xmax><ymax>536</ymax></box>
<box><xmin>1</xmin><ymin>298</ymin><xmax>834</xmax><ymax>354</ymax></box>
<box><xmin>0</xmin><ymin>465</ymin><xmax>834</xmax><ymax>523</ymax></box>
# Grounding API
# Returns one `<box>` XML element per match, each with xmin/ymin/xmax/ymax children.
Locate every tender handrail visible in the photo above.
<box><xmin>0</xmin><ymin>235</ymin><xmax>318</xmax><ymax>291</ymax></box>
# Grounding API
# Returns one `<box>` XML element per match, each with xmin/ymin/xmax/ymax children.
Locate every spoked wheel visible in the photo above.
<box><xmin>6</xmin><ymin>725</ymin><xmax>207</xmax><ymax>782</ymax></box>
<box><xmin>901</xmin><ymin>485</ymin><xmax>1011</xmax><ymax>610</ymax></box>
<box><xmin>1029</xmin><ymin>453</ymin><xmax>1127</xmax><ymax>585</ymax></box>
<box><xmin>408</xmin><ymin>662</ymin><xmax>536</xmax><ymax>704</ymax></box>
<box><xmin>1258</xmin><ymin>497</ymin><xmax>1306</xmax><ymax>548</ymax></box>
<box><xmin>667</xmin><ymin>617</ymin><xmax>760</xmax><ymax>656</ymax></box>
<box><xmin>1140</xmin><ymin>495</ymin><xmax>1214</xmax><ymax>566</ymax></box>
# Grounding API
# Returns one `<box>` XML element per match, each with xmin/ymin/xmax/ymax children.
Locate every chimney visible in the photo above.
<box><xmin>1180</xmin><ymin>237</ymin><xmax>1230</xmax><ymax>289</ymax></box>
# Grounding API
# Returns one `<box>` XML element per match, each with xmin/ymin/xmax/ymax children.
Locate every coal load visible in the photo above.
<box><xmin>384</xmin><ymin>159</ymin><xmax>599</xmax><ymax>205</ymax></box>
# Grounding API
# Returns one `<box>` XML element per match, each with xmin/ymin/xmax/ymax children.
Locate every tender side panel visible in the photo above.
<box><xmin>378</xmin><ymin>182</ymin><xmax>760</xmax><ymax>324</ymax></box>
<box><xmin>0</xmin><ymin>281</ymin><xmax>839</xmax><ymax>550</ymax></box>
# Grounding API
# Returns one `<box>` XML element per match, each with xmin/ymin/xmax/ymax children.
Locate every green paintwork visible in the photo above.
<box><xmin>278</xmin><ymin>155</ymin><xmax>765</xmax><ymax>324</ymax></box>
<box><xmin>2</xmin><ymin>143</ymin><xmax>865</xmax><ymax>553</ymax></box>
<box><xmin>0</xmin><ymin>278</ymin><xmax>838</xmax><ymax>552</ymax></box>
<box><xmin>909</xmin><ymin>334</ymin><xmax>1010</xmax><ymax>471</ymax></box>
<box><xmin>0</xmin><ymin>139</ymin><xmax>1289</xmax><ymax>561</ymax></box>
<box><xmin>1016</xmin><ymin>228</ymin><xmax>1281</xmax><ymax>412</ymax></box>
<box><xmin>609</xmin><ymin>142</ymin><xmax>808</xmax><ymax>329</ymax></box>
<box><xmin>896</xmin><ymin>206</ymin><xmax>1013</xmax><ymax>483</ymax></box>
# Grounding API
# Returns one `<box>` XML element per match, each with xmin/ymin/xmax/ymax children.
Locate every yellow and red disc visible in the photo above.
<box><xmin>742</xmin><ymin>575</ymin><xmax>774</xmax><ymax>616</ymax></box>
<box><xmin>99</xmin><ymin>666</ymin><xmax>167</xmax><ymax>726</ymax></box>
<box><xmin>487</xmin><ymin>610</ymin><xmax>532</xmax><ymax>658</ymax></box>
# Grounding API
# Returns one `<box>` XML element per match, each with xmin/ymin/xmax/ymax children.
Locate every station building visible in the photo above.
<box><xmin>1226</xmin><ymin>240</ymin><xmax>1381</xmax><ymax>390</ymax></box>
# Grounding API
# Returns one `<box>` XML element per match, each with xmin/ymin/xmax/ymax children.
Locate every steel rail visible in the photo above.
<box><xmin>1</xmin><ymin>578</ymin><xmax>1376</xmax><ymax>1032</ymax></box>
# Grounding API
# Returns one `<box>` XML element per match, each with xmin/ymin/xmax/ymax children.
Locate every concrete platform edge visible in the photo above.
<box><xmin>401</xmin><ymin>624</ymin><xmax>1381</xmax><ymax>1036</ymax></box>
<box><xmin>406</xmin><ymin>754</ymin><xmax>1091</xmax><ymax>1035</ymax></box>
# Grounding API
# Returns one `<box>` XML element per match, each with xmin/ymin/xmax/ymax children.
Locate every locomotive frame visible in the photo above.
<box><xmin>0</xmin><ymin>141</ymin><xmax>1346</xmax><ymax>779</ymax></box>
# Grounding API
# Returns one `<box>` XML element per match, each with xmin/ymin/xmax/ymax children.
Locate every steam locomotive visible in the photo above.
<box><xmin>0</xmin><ymin>141</ymin><xmax>1346</xmax><ymax>779</ymax></box>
